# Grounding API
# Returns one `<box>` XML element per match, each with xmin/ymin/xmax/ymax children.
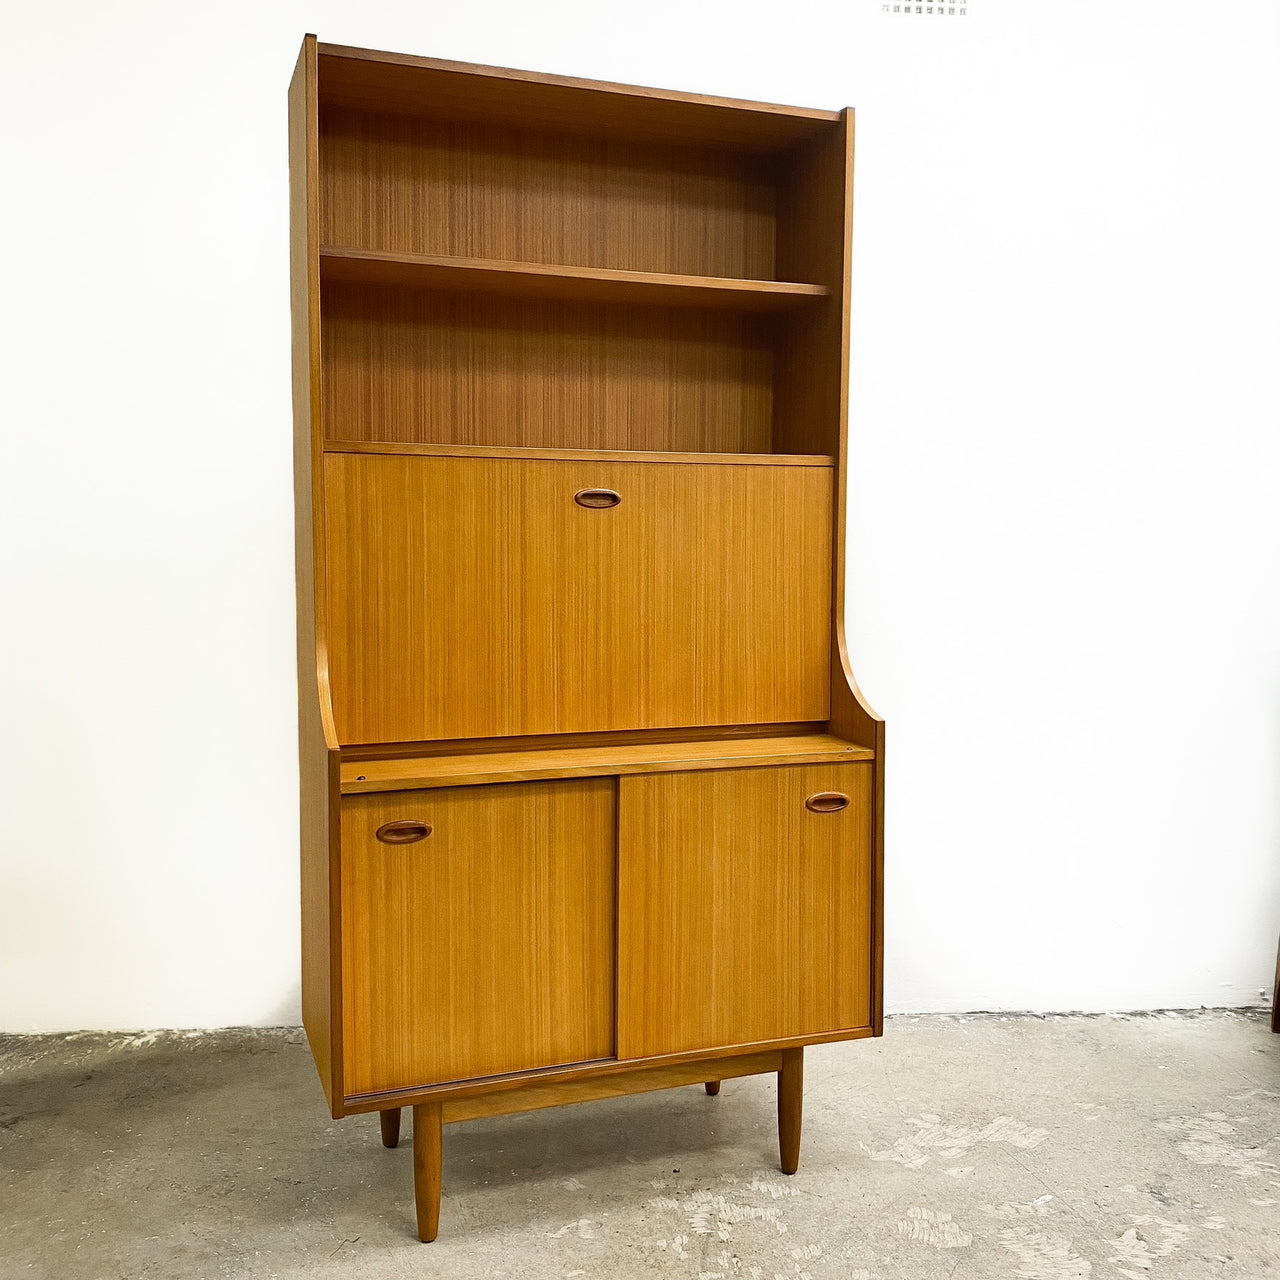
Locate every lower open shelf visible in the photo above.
<box><xmin>339</xmin><ymin>732</ymin><xmax>872</xmax><ymax>793</ymax></box>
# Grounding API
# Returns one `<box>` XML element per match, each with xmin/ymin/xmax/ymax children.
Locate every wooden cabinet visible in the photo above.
<box><xmin>291</xmin><ymin>36</ymin><xmax>883</xmax><ymax>1243</ymax></box>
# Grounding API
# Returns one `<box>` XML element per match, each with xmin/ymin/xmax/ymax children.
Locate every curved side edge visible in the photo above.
<box><xmin>829</xmin><ymin>635</ymin><xmax>883</xmax><ymax>746</ymax></box>
<box><xmin>826</xmin><ymin>106</ymin><xmax>882</xmax><ymax>749</ymax></box>
<box><xmin>831</xmin><ymin>638</ymin><xmax>884</xmax><ymax>1038</ymax></box>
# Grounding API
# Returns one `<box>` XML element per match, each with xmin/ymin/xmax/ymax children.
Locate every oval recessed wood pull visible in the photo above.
<box><xmin>574</xmin><ymin>487</ymin><xmax>621</xmax><ymax>509</ymax></box>
<box><xmin>375</xmin><ymin>820</ymin><xmax>433</xmax><ymax>844</ymax></box>
<box><xmin>805</xmin><ymin>792</ymin><xmax>850</xmax><ymax>814</ymax></box>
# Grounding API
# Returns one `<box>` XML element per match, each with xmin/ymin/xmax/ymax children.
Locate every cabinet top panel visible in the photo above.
<box><xmin>317</xmin><ymin>42</ymin><xmax>843</xmax><ymax>150</ymax></box>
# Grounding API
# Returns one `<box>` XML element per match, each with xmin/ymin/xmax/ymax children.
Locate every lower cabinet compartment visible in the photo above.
<box><xmin>617</xmin><ymin>762</ymin><xmax>873</xmax><ymax>1059</ymax></box>
<box><xmin>339</xmin><ymin>761</ymin><xmax>872</xmax><ymax>1098</ymax></box>
<box><xmin>340</xmin><ymin>778</ymin><xmax>616</xmax><ymax>1096</ymax></box>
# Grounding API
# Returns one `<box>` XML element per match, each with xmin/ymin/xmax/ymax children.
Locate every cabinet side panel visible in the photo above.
<box><xmin>291</xmin><ymin>35</ymin><xmax>342</xmax><ymax>1112</ymax></box>
<box><xmin>776</xmin><ymin>114</ymin><xmax>880</xmax><ymax>728</ymax></box>
<box><xmin>773</xmin><ymin>119</ymin><xmax>848</xmax><ymax>460</ymax></box>
<box><xmin>780</xmin><ymin>112</ymin><xmax>882</xmax><ymax>746</ymax></box>
<box><xmin>778</xmin><ymin>112</ymin><xmax>884</xmax><ymax>1033</ymax></box>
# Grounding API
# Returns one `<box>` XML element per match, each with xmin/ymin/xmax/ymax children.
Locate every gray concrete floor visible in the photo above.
<box><xmin>2</xmin><ymin>1012</ymin><xmax>1278</xmax><ymax>1279</ymax></box>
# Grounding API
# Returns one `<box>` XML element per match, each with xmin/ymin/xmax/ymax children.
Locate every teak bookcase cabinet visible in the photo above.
<box><xmin>289</xmin><ymin>35</ymin><xmax>884</xmax><ymax>1242</ymax></box>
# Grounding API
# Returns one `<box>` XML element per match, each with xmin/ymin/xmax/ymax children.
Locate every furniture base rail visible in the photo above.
<box><xmin>374</xmin><ymin>1049</ymin><xmax>805</xmax><ymax>1242</ymax></box>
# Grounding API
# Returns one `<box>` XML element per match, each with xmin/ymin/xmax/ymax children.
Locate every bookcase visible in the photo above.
<box><xmin>289</xmin><ymin>35</ymin><xmax>883</xmax><ymax>1242</ymax></box>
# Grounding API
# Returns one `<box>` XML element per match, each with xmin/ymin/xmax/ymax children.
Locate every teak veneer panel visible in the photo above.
<box><xmin>319</xmin><ymin>247</ymin><xmax>827</xmax><ymax>311</ymax></box>
<box><xmin>779</xmin><ymin>111</ymin><xmax>887</xmax><ymax>1029</ymax></box>
<box><xmin>320</xmin><ymin>108</ymin><xmax>780</xmax><ymax>279</ymax></box>
<box><xmin>340</xmin><ymin>733</ymin><xmax>872</xmax><ymax>792</ymax></box>
<box><xmin>290</xmin><ymin>35</ymin><xmax>344</xmax><ymax>1113</ymax></box>
<box><xmin>293</xmin><ymin>39</ymin><xmax>885</xmax><ymax>1233</ymax></box>
<box><xmin>341</xmin><ymin>779</ymin><xmax>615</xmax><ymax>1095</ymax></box>
<box><xmin>618</xmin><ymin>762</ymin><xmax>873</xmax><ymax>1059</ymax></box>
<box><xmin>326</xmin><ymin>441</ymin><xmax>832</xmax><ymax>467</ymax></box>
<box><xmin>318</xmin><ymin>46</ymin><xmax>837</xmax><ymax>150</ymax></box>
<box><xmin>321</xmin><ymin>283</ymin><xmax>774</xmax><ymax>452</ymax></box>
<box><xmin>441</xmin><ymin>1052</ymin><xmax>783</xmax><ymax>1124</ymax></box>
<box><xmin>324</xmin><ymin>453</ymin><xmax>832</xmax><ymax>743</ymax></box>
<box><xmin>344</xmin><ymin>1024</ymin><xmax>876</xmax><ymax>1114</ymax></box>
<box><xmin>344</xmin><ymin>722</ymin><xmax>830</xmax><ymax>761</ymax></box>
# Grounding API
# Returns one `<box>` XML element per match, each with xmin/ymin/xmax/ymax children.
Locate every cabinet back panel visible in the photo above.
<box><xmin>320</xmin><ymin>107</ymin><xmax>778</xmax><ymax>279</ymax></box>
<box><xmin>341</xmin><ymin>779</ymin><xmax>615</xmax><ymax>1095</ymax></box>
<box><xmin>324</xmin><ymin>453</ymin><xmax>832</xmax><ymax>743</ymax></box>
<box><xmin>322</xmin><ymin>283</ymin><xmax>773</xmax><ymax>452</ymax></box>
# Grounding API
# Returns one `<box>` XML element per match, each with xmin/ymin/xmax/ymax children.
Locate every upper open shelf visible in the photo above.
<box><xmin>320</xmin><ymin>247</ymin><xmax>828</xmax><ymax>313</ymax></box>
<box><xmin>318</xmin><ymin>44</ymin><xmax>840</xmax><ymax>151</ymax></box>
<box><xmin>314</xmin><ymin>52</ymin><xmax>850</xmax><ymax>460</ymax></box>
<box><xmin>319</xmin><ymin>102</ymin><xmax>797</xmax><ymax>282</ymax></box>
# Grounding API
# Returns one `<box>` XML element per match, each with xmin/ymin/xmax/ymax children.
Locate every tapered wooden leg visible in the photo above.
<box><xmin>412</xmin><ymin>1102</ymin><xmax>443</xmax><ymax>1242</ymax></box>
<box><xmin>1272</xmin><ymin>936</ymin><xmax>1280</xmax><ymax>1033</ymax></box>
<box><xmin>778</xmin><ymin>1048</ymin><xmax>803</xmax><ymax>1175</ymax></box>
<box><xmin>704</xmin><ymin>1080</ymin><xmax>721</xmax><ymax>1095</ymax></box>
<box><xmin>379</xmin><ymin>1107</ymin><xmax>401</xmax><ymax>1149</ymax></box>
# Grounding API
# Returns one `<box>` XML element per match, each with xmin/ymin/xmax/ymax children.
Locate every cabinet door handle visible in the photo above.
<box><xmin>574</xmin><ymin>487</ymin><xmax>621</xmax><ymax>509</ymax></box>
<box><xmin>805</xmin><ymin>792</ymin><xmax>849</xmax><ymax>814</ymax></box>
<box><xmin>376</xmin><ymin>820</ymin><xmax>433</xmax><ymax>844</ymax></box>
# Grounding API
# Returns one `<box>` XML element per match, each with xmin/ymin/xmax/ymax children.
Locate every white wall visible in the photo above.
<box><xmin>1</xmin><ymin>0</ymin><xmax>1276</xmax><ymax>1031</ymax></box>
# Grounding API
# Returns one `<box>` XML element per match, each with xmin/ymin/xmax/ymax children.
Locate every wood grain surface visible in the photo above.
<box><xmin>379</xmin><ymin>1107</ymin><xmax>400</xmax><ymax>1148</ymax></box>
<box><xmin>339</xmin><ymin>733</ymin><xmax>871</xmax><ymax>793</ymax></box>
<box><xmin>325</xmin><ymin>440</ymin><xmax>831</xmax><ymax>467</ymax></box>
<box><xmin>341</xmin><ymin>721</ymin><xmax>829</xmax><ymax>762</ymax></box>
<box><xmin>341</xmin><ymin>779</ymin><xmax>615</xmax><ymax>1095</ymax></box>
<box><xmin>412</xmin><ymin>1101</ymin><xmax>443</xmax><ymax>1241</ymax></box>
<box><xmin>319</xmin><ymin>247</ymin><xmax>826</xmax><ymax>311</ymax></box>
<box><xmin>617</xmin><ymin>762</ymin><xmax>872</xmax><ymax>1059</ymax></box>
<box><xmin>294</xmin><ymin>41</ymin><xmax>884</xmax><ymax>1173</ymax></box>
<box><xmin>777</xmin><ymin>1047</ymin><xmax>804</xmax><ymax>1174</ymax></box>
<box><xmin>441</xmin><ymin>1052</ymin><xmax>782</xmax><ymax>1123</ymax></box>
<box><xmin>341</xmin><ymin>1023</ymin><xmax>875</xmax><ymax>1113</ymax></box>
<box><xmin>290</xmin><ymin>34</ymin><xmax>345</xmax><ymax>1115</ymax></box>
<box><xmin>317</xmin><ymin>45</ymin><xmax>839</xmax><ymax>150</ymax></box>
<box><xmin>320</xmin><ymin>108</ymin><xmax>779</xmax><ymax>278</ymax></box>
<box><xmin>321</xmin><ymin>283</ymin><xmax>775</xmax><ymax>453</ymax></box>
<box><xmin>324</xmin><ymin>453</ymin><xmax>832</xmax><ymax>743</ymax></box>
<box><xmin>808</xmin><ymin>112</ymin><xmax>887</xmax><ymax>1035</ymax></box>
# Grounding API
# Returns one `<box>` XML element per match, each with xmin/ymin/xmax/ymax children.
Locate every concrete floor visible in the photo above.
<box><xmin>2</xmin><ymin>1013</ymin><xmax>1278</xmax><ymax>1279</ymax></box>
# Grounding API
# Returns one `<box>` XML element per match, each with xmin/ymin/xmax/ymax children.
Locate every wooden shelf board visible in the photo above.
<box><xmin>320</xmin><ymin>247</ymin><xmax>828</xmax><ymax>312</ymax></box>
<box><xmin>440</xmin><ymin>1052</ymin><xmax>782</xmax><ymax>1124</ymax></box>
<box><xmin>317</xmin><ymin>45</ymin><xmax>841</xmax><ymax>150</ymax></box>
<box><xmin>324</xmin><ymin>440</ymin><xmax>833</xmax><ymax>468</ymax></box>
<box><xmin>340</xmin><ymin>733</ymin><xmax>873</xmax><ymax>794</ymax></box>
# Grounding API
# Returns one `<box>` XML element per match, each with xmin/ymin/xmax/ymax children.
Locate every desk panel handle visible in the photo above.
<box><xmin>574</xmin><ymin>488</ymin><xmax>621</xmax><ymax>509</ymax></box>
<box><xmin>805</xmin><ymin>792</ymin><xmax>849</xmax><ymax>814</ymax></box>
<box><xmin>376</xmin><ymin>820</ymin><xmax>433</xmax><ymax>844</ymax></box>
